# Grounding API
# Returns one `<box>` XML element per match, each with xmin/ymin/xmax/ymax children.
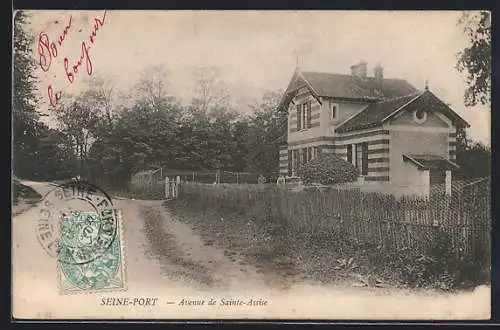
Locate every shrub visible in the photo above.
<box><xmin>12</xmin><ymin>178</ymin><xmax>42</xmax><ymax>205</ymax></box>
<box><xmin>296</xmin><ymin>153</ymin><xmax>358</xmax><ymax>185</ymax></box>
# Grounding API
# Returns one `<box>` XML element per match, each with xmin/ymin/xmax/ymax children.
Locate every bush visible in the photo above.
<box><xmin>296</xmin><ymin>153</ymin><xmax>358</xmax><ymax>185</ymax></box>
<box><xmin>12</xmin><ymin>178</ymin><xmax>42</xmax><ymax>205</ymax></box>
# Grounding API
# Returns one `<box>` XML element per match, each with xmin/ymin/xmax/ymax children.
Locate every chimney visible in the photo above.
<box><xmin>350</xmin><ymin>61</ymin><xmax>367</xmax><ymax>78</ymax></box>
<box><xmin>374</xmin><ymin>64</ymin><xmax>384</xmax><ymax>92</ymax></box>
<box><xmin>374</xmin><ymin>64</ymin><xmax>384</xmax><ymax>80</ymax></box>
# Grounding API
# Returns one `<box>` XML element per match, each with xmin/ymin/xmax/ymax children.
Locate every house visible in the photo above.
<box><xmin>277</xmin><ymin>61</ymin><xmax>469</xmax><ymax>197</ymax></box>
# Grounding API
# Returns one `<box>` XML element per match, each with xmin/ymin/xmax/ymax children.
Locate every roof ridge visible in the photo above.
<box><xmin>377</xmin><ymin>91</ymin><xmax>423</xmax><ymax>103</ymax></box>
<box><xmin>380</xmin><ymin>92</ymin><xmax>424</xmax><ymax>122</ymax></box>
<box><xmin>301</xmin><ymin>70</ymin><xmax>414</xmax><ymax>82</ymax></box>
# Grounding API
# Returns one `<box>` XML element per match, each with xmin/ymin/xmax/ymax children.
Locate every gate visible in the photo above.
<box><xmin>165</xmin><ymin>176</ymin><xmax>181</xmax><ymax>200</ymax></box>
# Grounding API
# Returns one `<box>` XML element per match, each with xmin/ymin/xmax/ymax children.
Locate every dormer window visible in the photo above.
<box><xmin>330</xmin><ymin>103</ymin><xmax>339</xmax><ymax>120</ymax></box>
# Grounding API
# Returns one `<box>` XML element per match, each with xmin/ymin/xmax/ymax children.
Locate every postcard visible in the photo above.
<box><xmin>12</xmin><ymin>10</ymin><xmax>491</xmax><ymax>320</ymax></box>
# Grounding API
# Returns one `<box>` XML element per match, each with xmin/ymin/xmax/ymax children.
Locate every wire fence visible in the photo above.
<box><xmin>162</xmin><ymin>169</ymin><xmax>262</xmax><ymax>184</ymax></box>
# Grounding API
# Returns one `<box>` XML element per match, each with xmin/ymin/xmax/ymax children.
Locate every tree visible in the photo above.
<box><xmin>132</xmin><ymin>65</ymin><xmax>177</xmax><ymax>111</ymax></box>
<box><xmin>191</xmin><ymin>67</ymin><xmax>230</xmax><ymax>115</ymax></box>
<box><xmin>456</xmin><ymin>11</ymin><xmax>491</xmax><ymax>107</ymax></box>
<box><xmin>456</xmin><ymin>142</ymin><xmax>491</xmax><ymax>179</ymax></box>
<box><xmin>12</xmin><ymin>10</ymin><xmax>46</xmax><ymax>178</ymax></box>
<box><xmin>52</xmin><ymin>95</ymin><xmax>101</xmax><ymax>178</ymax></box>
<box><xmin>244</xmin><ymin>90</ymin><xmax>286</xmax><ymax>178</ymax></box>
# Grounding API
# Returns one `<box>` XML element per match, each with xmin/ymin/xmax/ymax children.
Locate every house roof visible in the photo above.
<box><xmin>299</xmin><ymin>71</ymin><xmax>418</xmax><ymax>100</ymax></box>
<box><xmin>335</xmin><ymin>90</ymin><xmax>470</xmax><ymax>133</ymax></box>
<box><xmin>278</xmin><ymin>68</ymin><xmax>470</xmax><ymax>133</ymax></box>
<box><xmin>335</xmin><ymin>92</ymin><xmax>422</xmax><ymax>133</ymax></box>
<box><xmin>402</xmin><ymin>154</ymin><xmax>460</xmax><ymax>171</ymax></box>
<box><xmin>279</xmin><ymin>68</ymin><xmax>418</xmax><ymax>107</ymax></box>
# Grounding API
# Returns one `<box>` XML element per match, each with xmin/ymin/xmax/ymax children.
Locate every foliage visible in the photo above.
<box><xmin>13</xmin><ymin>11</ymin><xmax>75</xmax><ymax>180</ymax></box>
<box><xmin>13</xmin><ymin>10</ymin><xmax>42</xmax><ymax>178</ymax></box>
<box><xmin>12</xmin><ymin>177</ymin><xmax>42</xmax><ymax>205</ymax></box>
<box><xmin>244</xmin><ymin>90</ymin><xmax>287</xmax><ymax>179</ymax></box>
<box><xmin>296</xmin><ymin>153</ymin><xmax>358</xmax><ymax>185</ymax></box>
<box><xmin>191</xmin><ymin>67</ymin><xmax>230</xmax><ymax>114</ymax></box>
<box><xmin>456</xmin><ymin>11</ymin><xmax>491</xmax><ymax>106</ymax></box>
<box><xmin>456</xmin><ymin>142</ymin><xmax>491</xmax><ymax>178</ymax></box>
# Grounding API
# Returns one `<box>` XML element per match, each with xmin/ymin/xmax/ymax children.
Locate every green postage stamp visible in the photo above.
<box><xmin>37</xmin><ymin>180</ymin><xmax>126</xmax><ymax>295</ymax></box>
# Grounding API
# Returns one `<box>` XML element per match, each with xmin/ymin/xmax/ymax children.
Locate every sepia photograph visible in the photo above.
<box><xmin>12</xmin><ymin>10</ymin><xmax>491</xmax><ymax>320</ymax></box>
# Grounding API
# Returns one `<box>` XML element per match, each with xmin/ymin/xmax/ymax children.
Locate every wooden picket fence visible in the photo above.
<box><xmin>178</xmin><ymin>178</ymin><xmax>491</xmax><ymax>264</ymax></box>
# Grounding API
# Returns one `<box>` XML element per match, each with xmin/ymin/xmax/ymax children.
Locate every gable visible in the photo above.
<box><xmin>335</xmin><ymin>92</ymin><xmax>421</xmax><ymax>133</ymax></box>
<box><xmin>395</xmin><ymin>90</ymin><xmax>469</xmax><ymax>128</ymax></box>
<box><xmin>335</xmin><ymin>90</ymin><xmax>469</xmax><ymax>134</ymax></box>
<box><xmin>390</xmin><ymin>108</ymin><xmax>450</xmax><ymax>128</ymax></box>
<box><xmin>288</xmin><ymin>87</ymin><xmax>322</xmax><ymax>135</ymax></box>
<box><xmin>291</xmin><ymin>87</ymin><xmax>318</xmax><ymax>107</ymax></box>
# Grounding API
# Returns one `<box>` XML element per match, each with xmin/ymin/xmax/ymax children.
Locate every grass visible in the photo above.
<box><xmin>12</xmin><ymin>179</ymin><xmax>43</xmax><ymax>216</ymax></box>
<box><xmin>165</xmin><ymin>183</ymin><xmax>490</xmax><ymax>291</ymax></box>
<box><xmin>166</xmin><ymin>198</ymin><xmax>386</xmax><ymax>291</ymax></box>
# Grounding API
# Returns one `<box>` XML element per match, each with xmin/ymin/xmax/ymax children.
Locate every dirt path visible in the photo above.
<box><xmin>139</xmin><ymin>201</ymin><xmax>268</xmax><ymax>292</ymax></box>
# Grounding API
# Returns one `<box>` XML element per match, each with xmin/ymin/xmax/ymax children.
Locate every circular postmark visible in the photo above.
<box><xmin>36</xmin><ymin>179</ymin><xmax>118</xmax><ymax>265</ymax></box>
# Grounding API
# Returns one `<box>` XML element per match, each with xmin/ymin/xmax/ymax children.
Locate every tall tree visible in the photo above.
<box><xmin>244</xmin><ymin>90</ymin><xmax>286</xmax><ymax>178</ymax></box>
<box><xmin>191</xmin><ymin>67</ymin><xmax>230</xmax><ymax>115</ymax></box>
<box><xmin>456</xmin><ymin>11</ymin><xmax>491</xmax><ymax>107</ymax></box>
<box><xmin>132</xmin><ymin>65</ymin><xmax>177</xmax><ymax>111</ymax></box>
<box><xmin>12</xmin><ymin>10</ymin><xmax>45</xmax><ymax>178</ymax></box>
<box><xmin>52</xmin><ymin>95</ymin><xmax>101</xmax><ymax>178</ymax></box>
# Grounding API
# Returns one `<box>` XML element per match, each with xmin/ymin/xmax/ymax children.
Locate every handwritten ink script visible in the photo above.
<box><xmin>37</xmin><ymin>11</ymin><xmax>107</xmax><ymax>107</ymax></box>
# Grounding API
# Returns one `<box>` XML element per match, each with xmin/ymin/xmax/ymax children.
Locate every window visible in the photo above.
<box><xmin>347</xmin><ymin>145</ymin><xmax>353</xmax><ymax>163</ymax></box>
<box><xmin>293</xmin><ymin>150</ymin><xmax>299</xmax><ymax>174</ymax></box>
<box><xmin>355</xmin><ymin>143</ymin><xmax>368</xmax><ymax>176</ymax></box>
<box><xmin>295</xmin><ymin>102</ymin><xmax>312</xmax><ymax>130</ymax></box>
<box><xmin>302</xmin><ymin>103</ymin><xmax>307</xmax><ymax>129</ymax></box>
<box><xmin>288</xmin><ymin>150</ymin><xmax>292</xmax><ymax>176</ymax></box>
<box><xmin>296</xmin><ymin>105</ymin><xmax>301</xmax><ymax>130</ymax></box>
<box><xmin>355</xmin><ymin>144</ymin><xmax>362</xmax><ymax>168</ymax></box>
<box><xmin>307</xmin><ymin>102</ymin><xmax>312</xmax><ymax>128</ymax></box>
<box><xmin>330</xmin><ymin>103</ymin><xmax>339</xmax><ymax>120</ymax></box>
<box><xmin>413</xmin><ymin>109</ymin><xmax>427</xmax><ymax>124</ymax></box>
<box><xmin>307</xmin><ymin>147</ymin><xmax>312</xmax><ymax>162</ymax></box>
<box><xmin>302</xmin><ymin>148</ymin><xmax>308</xmax><ymax>164</ymax></box>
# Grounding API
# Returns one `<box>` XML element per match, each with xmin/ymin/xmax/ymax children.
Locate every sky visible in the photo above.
<box><xmin>24</xmin><ymin>10</ymin><xmax>490</xmax><ymax>145</ymax></box>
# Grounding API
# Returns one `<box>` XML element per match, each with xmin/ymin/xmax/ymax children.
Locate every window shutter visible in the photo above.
<box><xmin>307</xmin><ymin>102</ymin><xmax>312</xmax><ymax>128</ymax></box>
<box><xmin>362</xmin><ymin>142</ymin><xmax>368</xmax><ymax>175</ymax></box>
<box><xmin>347</xmin><ymin>145</ymin><xmax>352</xmax><ymax>163</ymax></box>
<box><xmin>296</xmin><ymin>105</ymin><xmax>301</xmax><ymax>130</ymax></box>
<box><xmin>288</xmin><ymin>150</ymin><xmax>292</xmax><ymax>176</ymax></box>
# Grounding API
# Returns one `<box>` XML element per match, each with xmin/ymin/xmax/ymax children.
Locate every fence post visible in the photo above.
<box><xmin>176</xmin><ymin>175</ymin><xmax>181</xmax><ymax>198</ymax></box>
<box><xmin>165</xmin><ymin>177</ymin><xmax>170</xmax><ymax>199</ymax></box>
